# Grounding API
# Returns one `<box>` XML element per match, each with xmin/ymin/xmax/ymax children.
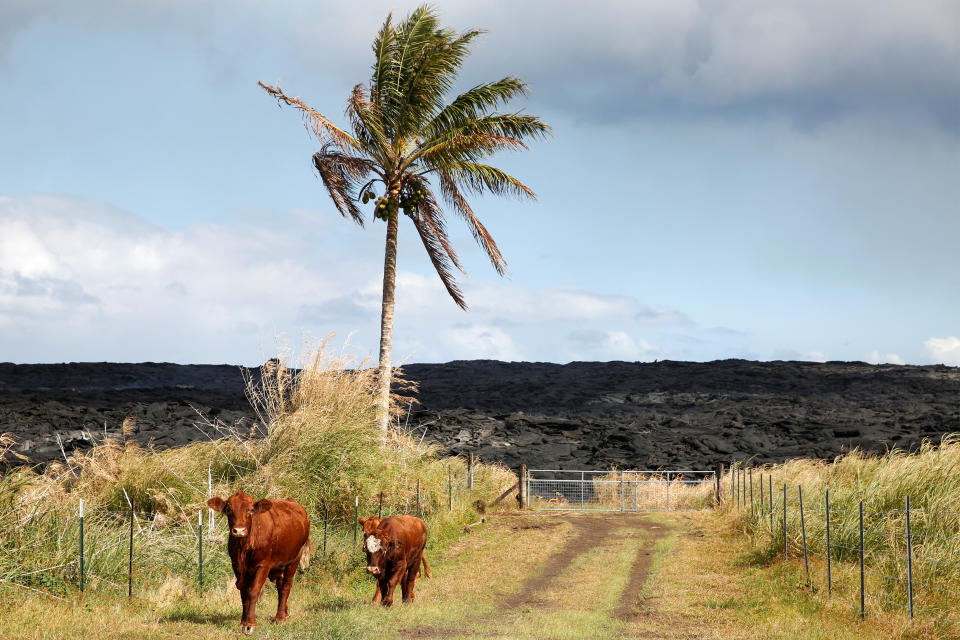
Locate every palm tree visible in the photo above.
<box><xmin>260</xmin><ymin>5</ymin><xmax>550</xmax><ymax>431</ymax></box>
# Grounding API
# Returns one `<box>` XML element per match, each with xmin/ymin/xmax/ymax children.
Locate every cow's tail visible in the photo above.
<box><xmin>421</xmin><ymin>554</ymin><xmax>432</xmax><ymax>579</ymax></box>
<box><xmin>299</xmin><ymin>538</ymin><xmax>313</xmax><ymax>571</ymax></box>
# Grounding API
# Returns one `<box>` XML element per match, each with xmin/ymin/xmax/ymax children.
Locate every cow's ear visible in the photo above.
<box><xmin>207</xmin><ymin>497</ymin><xmax>226</xmax><ymax>513</ymax></box>
<box><xmin>358</xmin><ymin>517</ymin><xmax>367</xmax><ymax>526</ymax></box>
<box><xmin>252</xmin><ymin>499</ymin><xmax>272</xmax><ymax>514</ymax></box>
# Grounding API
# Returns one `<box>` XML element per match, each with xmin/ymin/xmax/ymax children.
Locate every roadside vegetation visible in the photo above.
<box><xmin>725</xmin><ymin>438</ymin><xmax>960</xmax><ymax>637</ymax></box>
<box><xmin>0</xmin><ymin>340</ymin><xmax>514</xmax><ymax>607</ymax></box>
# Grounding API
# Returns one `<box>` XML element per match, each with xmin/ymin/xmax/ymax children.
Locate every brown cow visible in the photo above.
<box><xmin>207</xmin><ymin>490</ymin><xmax>311</xmax><ymax>635</ymax></box>
<box><xmin>358</xmin><ymin>514</ymin><xmax>431</xmax><ymax>606</ymax></box>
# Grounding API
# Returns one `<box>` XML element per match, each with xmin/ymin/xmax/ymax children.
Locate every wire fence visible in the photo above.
<box><xmin>726</xmin><ymin>463</ymin><xmax>960</xmax><ymax>634</ymax></box>
<box><xmin>525</xmin><ymin>469</ymin><xmax>718</xmax><ymax>511</ymax></box>
<box><xmin>0</xmin><ymin>465</ymin><xmax>476</xmax><ymax>600</ymax></box>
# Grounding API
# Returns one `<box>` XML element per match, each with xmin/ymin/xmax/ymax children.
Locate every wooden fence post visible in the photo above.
<box><xmin>467</xmin><ymin>453</ymin><xmax>474</xmax><ymax>491</ymax></box>
<box><xmin>715</xmin><ymin>463</ymin><xmax>723</xmax><ymax>506</ymax></box>
<box><xmin>520</xmin><ymin>464</ymin><xmax>527</xmax><ymax>510</ymax></box>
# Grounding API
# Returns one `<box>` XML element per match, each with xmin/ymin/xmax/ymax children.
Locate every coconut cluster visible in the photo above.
<box><xmin>363</xmin><ymin>185</ymin><xmax>429</xmax><ymax>221</ymax></box>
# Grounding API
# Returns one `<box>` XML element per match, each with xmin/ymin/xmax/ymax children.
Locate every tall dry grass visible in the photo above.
<box><xmin>726</xmin><ymin>437</ymin><xmax>960</xmax><ymax>625</ymax></box>
<box><xmin>0</xmin><ymin>340</ymin><xmax>514</xmax><ymax>597</ymax></box>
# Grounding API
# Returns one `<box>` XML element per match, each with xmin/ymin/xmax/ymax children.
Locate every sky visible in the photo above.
<box><xmin>0</xmin><ymin>0</ymin><xmax>958</xmax><ymax>366</ymax></box>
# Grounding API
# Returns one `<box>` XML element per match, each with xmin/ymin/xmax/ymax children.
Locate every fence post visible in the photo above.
<box><xmin>666</xmin><ymin>471</ymin><xmax>671</xmax><ymax>510</ymax></box>
<box><xmin>353</xmin><ymin>495</ymin><xmax>358</xmax><ymax>545</ymax></box>
<box><xmin>620</xmin><ymin>470</ymin><xmax>625</xmax><ymax>512</ymax></box>
<box><xmin>758</xmin><ymin>470</ymin><xmax>764</xmax><ymax>516</ymax></box>
<box><xmin>826</xmin><ymin>489</ymin><xmax>832</xmax><ymax>596</ymax></box>
<box><xmin>128</xmin><ymin>504</ymin><xmax>134</xmax><ymax>598</ymax></box>
<box><xmin>860</xmin><ymin>500</ymin><xmax>867</xmax><ymax>620</ymax></box>
<box><xmin>906</xmin><ymin>495</ymin><xmax>914</xmax><ymax>619</ymax></box>
<box><xmin>799</xmin><ymin>485</ymin><xmax>809</xmax><ymax>588</ymax></box>
<box><xmin>715</xmin><ymin>463</ymin><xmax>723</xmax><ymax>506</ymax></box>
<box><xmin>322</xmin><ymin>502</ymin><xmax>328</xmax><ymax>555</ymax></box>
<box><xmin>448</xmin><ymin>466</ymin><xmax>453</xmax><ymax>512</ymax></box>
<box><xmin>768</xmin><ymin>475</ymin><xmax>773</xmax><ymax>532</ymax></box>
<box><xmin>730</xmin><ymin>462</ymin><xmax>735</xmax><ymax>505</ymax></box>
<box><xmin>581</xmin><ymin>471</ymin><xmax>585</xmax><ymax>510</ymax></box>
<box><xmin>520</xmin><ymin>465</ymin><xmax>527</xmax><ymax>510</ymax></box>
<box><xmin>468</xmin><ymin>453</ymin><xmax>474</xmax><ymax>491</ymax></box>
<box><xmin>416</xmin><ymin>479</ymin><xmax>421</xmax><ymax>515</ymax></box>
<box><xmin>378</xmin><ymin>491</ymin><xmax>383</xmax><ymax>519</ymax></box>
<box><xmin>79</xmin><ymin>499</ymin><xmax>85</xmax><ymax>592</ymax></box>
<box><xmin>198</xmin><ymin>510</ymin><xmax>203</xmax><ymax>591</ymax></box>
<box><xmin>750</xmin><ymin>468</ymin><xmax>754</xmax><ymax>516</ymax></box>
<box><xmin>782</xmin><ymin>484</ymin><xmax>788</xmax><ymax>562</ymax></box>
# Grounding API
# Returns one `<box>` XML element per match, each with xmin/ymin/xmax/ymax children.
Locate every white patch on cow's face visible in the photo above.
<box><xmin>366</xmin><ymin>535</ymin><xmax>382</xmax><ymax>553</ymax></box>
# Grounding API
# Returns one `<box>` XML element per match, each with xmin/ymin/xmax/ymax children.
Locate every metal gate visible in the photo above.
<box><xmin>525</xmin><ymin>469</ymin><xmax>717</xmax><ymax>511</ymax></box>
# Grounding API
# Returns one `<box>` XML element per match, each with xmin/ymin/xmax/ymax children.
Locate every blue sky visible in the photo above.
<box><xmin>1</xmin><ymin>0</ymin><xmax>958</xmax><ymax>366</ymax></box>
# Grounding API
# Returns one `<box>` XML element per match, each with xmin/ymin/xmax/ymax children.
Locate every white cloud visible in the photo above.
<box><xmin>0</xmin><ymin>195</ymin><xmax>709</xmax><ymax>364</ymax></box>
<box><xmin>867</xmin><ymin>350</ymin><xmax>905</xmax><ymax>365</ymax></box>
<box><xmin>568</xmin><ymin>330</ymin><xmax>661</xmax><ymax>362</ymax></box>
<box><xmin>924</xmin><ymin>336</ymin><xmax>960</xmax><ymax>365</ymax></box>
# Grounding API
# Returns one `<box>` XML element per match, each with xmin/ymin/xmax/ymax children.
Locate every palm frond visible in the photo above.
<box><xmin>424</xmin><ymin>77</ymin><xmax>529</xmax><ymax>138</ymax></box>
<box><xmin>312</xmin><ymin>146</ymin><xmax>373</xmax><ymax>225</ymax></box>
<box><xmin>259</xmin><ymin>81</ymin><xmax>361</xmax><ymax>152</ymax></box>
<box><xmin>345</xmin><ymin>83</ymin><xmax>391</xmax><ymax>167</ymax></box>
<box><xmin>408</xmin><ymin>207</ymin><xmax>467</xmax><ymax>310</ymax></box>
<box><xmin>430</xmin><ymin>162</ymin><xmax>536</xmax><ymax>200</ymax></box>
<box><xmin>438</xmin><ymin>171</ymin><xmax>506</xmax><ymax>275</ymax></box>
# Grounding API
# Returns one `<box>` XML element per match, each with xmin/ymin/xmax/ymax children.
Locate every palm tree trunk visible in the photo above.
<box><xmin>376</xmin><ymin>207</ymin><xmax>400</xmax><ymax>432</ymax></box>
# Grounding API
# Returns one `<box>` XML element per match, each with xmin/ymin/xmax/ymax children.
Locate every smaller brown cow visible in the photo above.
<box><xmin>207</xmin><ymin>490</ymin><xmax>311</xmax><ymax>635</ymax></box>
<box><xmin>359</xmin><ymin>515</ymin><xmax>431</xmax><ymax>606</ymax></box>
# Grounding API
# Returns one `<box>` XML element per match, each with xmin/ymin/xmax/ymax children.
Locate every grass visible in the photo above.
<box><xmin>723</xmin><ymin>438</ymin><xmax>960</xmax><ymax>634</ymax></box>
<box><xmin>0</xmin><ymin>339</ymin><xmax>515</xmax><ymax>603</ymax></box>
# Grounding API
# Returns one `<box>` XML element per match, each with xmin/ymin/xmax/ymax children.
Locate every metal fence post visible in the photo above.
<box><xmin>353</xmin><ymin>495</ymin><xmax>359</xmax><ymax>545</ymax></box>
<box><xmin>580</xmin><ymin>471</ymin><xmax>585</xmax><ymax>509</ymax></box>
<box><xmin>378</xmin><ymin>491</ymin><xmax>383</xmax><ymax>518</ymax></box>
<box><xmin>620</xmin><ymin>470</ymin><xmax>625</xmax><ymax>512</ymax></box>
<box><xmin>79</xmin><ymin>499</ymin><xmax>85</xmax><ymax>592</ymax></box>
<box><xmin>666</xmin><ymin>471</ymin><xmax>671</xmax><ymax>510</ymax></box>
<box><xmin>799</xmin><ymin>485</ymin><xmax>809</xmax><ymax>587</ymax></box>
<box><xmin>759</xmin><ymin>471</ymin><xmax>764</xmax><ymax>517</ymax></box>
<box><xmin>860</xmin><ymin>500</ymin><xmax>867</xmax><ymax>620</ymax></box>
<box><xmin>731</xmin><ymin>463</ymin><xmax>735</xmax><ymax>505</ymax></box>
<box><xmin>906</xmin><ymin>495</ymin><xmax>914</xmax><ymax>619</ymax></box>
<box><xmin>768</xmin><ymin>475</ymin><xmax>773</xmax><ymax>532</ymax></box>
<box><xmin>448</xmin><ymin>466</ymin><xmax>453</xmax><ymax>512</ymax></box>
<box><xmin>128</xmin><ymin>504</ymin><xmax>134</xmax><ymax>598</ymax></box>
<box><xmin>825</xmin><ymin>489</ymin><xmax>832</xmax><ymax>596</ymax></box>
<box><xmin>749</xmin><ymin>468</ymin><xmax>754</xmax><ymax>516</ymax></box>
<box><xmin>322</xmin><ymin>502</ymin><xmax>328</xmax><ymax>555</ymax></box>
<box><xmin>198</xmin><ymin>510</ymin><xmax>203</xmax><ymax>591</ymax></box>
<box><xmin>782</xmin><ymin>484</ymin><xmax>788</xmax><ymax>561</ymax></box>
<box><xmin>416</xmin><ymin>479</ymin><xmax>421</xmax><ymax>515</ymax></box>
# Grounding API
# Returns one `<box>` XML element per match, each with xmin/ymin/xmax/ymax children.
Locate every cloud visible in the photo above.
<box><xmin>3</xmin><ymin>1</ymin><xmax>957</xmax><ymax>128</ymax></box>
<box><xmin>0</xmin><ymin>194</ymin><xmax>718</xmax><ymax>364</ymax></box>
<box><xmin>568</xmin><ymin>330</ymin><xmax>661</xmax><ymax>361</ymax></box>
<box><xmin>924</xmin><ymin>337</ymin><xmax>960</xmax><ymax>365</ymax></box>
<box><xmin>867</xmin><ymin>350</ymin><xmax>905</xmax><ymax>365</ymax></box>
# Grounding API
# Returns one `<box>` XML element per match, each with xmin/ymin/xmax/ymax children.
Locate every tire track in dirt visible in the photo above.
<box><xmin>612</xmin><ymin>522</ymin><xmax>668</xmax><ymax>621</ymax></box>
<box><xmin>400</xmin><ymin>513</ymin><xmax>661</xmax><ymax>638</ymax></box>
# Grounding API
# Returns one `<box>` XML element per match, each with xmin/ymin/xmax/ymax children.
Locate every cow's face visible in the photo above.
<box><xmin>358</xmin><ymin>518</ymin><xmax>399</xmax><ymax>576</ymax></box>
<box><xmin>207</xmin><ymin>490</ymin><xmax>271</xmax><ymax>539</ymax></box>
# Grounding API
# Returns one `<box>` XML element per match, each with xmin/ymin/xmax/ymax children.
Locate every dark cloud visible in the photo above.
<box><xmin>10</xmin><ymin>272</ymin><xmax>99</xmax><ymax>305</ymax></box>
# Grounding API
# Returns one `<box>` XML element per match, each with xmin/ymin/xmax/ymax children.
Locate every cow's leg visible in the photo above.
<box><xmin>402</xmin><ymin>557</ymin><xmax>420</xmax><ymax>602</ymax></box>
<box><xmin>240</xmin><ymin>565</ymin><xmax>271</xmax><ymax>635</ymax></box>
<box><xmin>273</xmin><ymin>560</ymin><xmax>298</xmax><ymax>623</ymax></box>
<box><xmin>371</xmin><ymin>578</ymin><xmax>382</xmax><ymax>604</ymax></box>
<box><xmin>382</xmin><ymin>564</ymin><xmax>405</xmax><ymax>607</ymax></box>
